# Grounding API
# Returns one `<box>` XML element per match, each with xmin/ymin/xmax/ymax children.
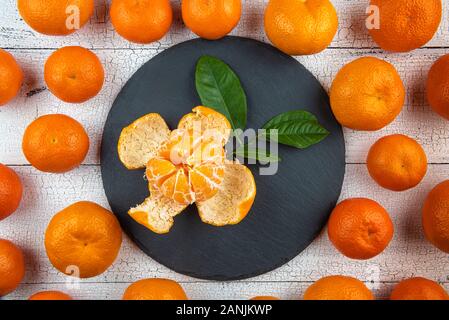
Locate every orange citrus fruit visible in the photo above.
<box><xmin>367</xmin><ymin>134</ymin><xmax>427</xmax><ymax>191</ymax></box>
<box><xmin>122</xmin><ymin>278</ymin><xmax>188</xmax><ymax>300</ymax></box>
<box><xmin>119</xmin><ymin>106</ymin><xmax>256</xmax><ymax>233</ymax></box>
<box><xmin>427</xmin><ymin>54</ymin><xmax>449</xmax><ymax>121</ymax></box>
<box><xmin>0</xmin><ymin>239</ymin><xmax>25</xmax><ymax>297</ymax></box>
<box><xmin>250</xmin><ymin>296</ymin><xmax>280</xmax><ymax>300</ymax></box>
<box><xmin>368</xmin><ymin>0</ymin><xmax>442</xmax><ymax>52</ymax></box>
<box><xmin>330</xmin><ymin>57</ymin><xmax>405</xmax><ymax>131</ymax></box>
<box><xmin>110</xmin><ymin>0</ymin><xmax>173</xmax><ymax>44</ymax></box>
<box><xmin>304</xmin><ymin>275</ymin><xmax>374</xmax><ymax>300</ymax></box>
<box><xmin>264</xmin><ymin>0</ymin><xmax>338</xmax><ymax>55</ymax></box>
<box><xmin>182</xmin><ymin>0</ymin><xmax>242</xmax><ymax>40</ymax></box>
<box><xmin>0</xmin><ymin>49</ymin><xmax>23</xmax><ymax>106</ymax></box>
<box><xmin>44</xmin><ymin>46</ymin><xmax>104</xmax><ymax>103</ymax></box>
<box><xmin>22</xmin><ymin>114</ymin><xmax>90</xmax><ymax>173</ymax></box>
<box><xmin>29</xmin><ymin>291</ymin><xmax>73</xmax><ymax>300</ymax></box>
<box><xmin>0</xmin><ymin>164</ymin><xmax>23</xmax><ymax>221</ymax></box>
<box><xmin>328</xmin><ymin>198</ymin><xmax>394</xmax><ymax>260</ymax></box>
<box><xmin>422</xmin><ymin>180</ymin><xmax>449</xmax><ymax>253</ymax></box>
<box><xmin>390</xmin><ymin>277</ymin><xmax>449</xmax><ymax>300</ymax></box>
<box><xmin>146</xmin><ymin>128</ymin><xmax>225</xmax><ymax>205</ymax></box>
<box><xmin>44</xmin><ymin>201</ymin><xmax>122</xmax><ymax>278</ymax></box>
<box><xmin>18</xmin><ymin>0</ymin><xmax>94</xmax><ymax>36</ymax></box>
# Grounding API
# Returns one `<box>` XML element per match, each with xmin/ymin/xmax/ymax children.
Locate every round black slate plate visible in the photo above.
<box><xmin>101</xmin><ymin>36</ymin><xmax>345</xmax><ymax>281</ymax></box>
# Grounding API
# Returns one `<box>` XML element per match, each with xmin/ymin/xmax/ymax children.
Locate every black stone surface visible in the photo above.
<box><xmin>101</xmin><ymin>36</ymin><xmax>345</xmax><ymax>281</ymax></box>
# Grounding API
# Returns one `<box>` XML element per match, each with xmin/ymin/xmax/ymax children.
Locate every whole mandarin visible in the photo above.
<box><xmin>0</xmin><ymin>49</ymin><xmax>23</xmax><ymax>106</ymax></box>
<box><xmin>328</xmin><ymin>198</ymin><xmax>394</xmax><ymax>260</ymax></box>
<box><xmin>330</xmin><ymin>57</ymin><xmax>405</xmax><ymax>131</ymax></box>
<box><xmin>304</xmin><ymin>275</ymin><xmax>374</xmax><ymax>300</ymax></box>
<box><xmin>367</xmin><ymin>134</ymin><xmax>427</xmax><ymax>191</ymax></box>
<box><xmin>123</xmin><ymin>278</ymin><xmax>187</xmax><ymax>300</ymax></box>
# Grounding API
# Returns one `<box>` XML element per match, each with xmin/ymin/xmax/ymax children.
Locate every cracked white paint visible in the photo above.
<box><xmin>1</xmin><ymin>0</ymin><xmax>449</xmax><ymax>300</ymax></box>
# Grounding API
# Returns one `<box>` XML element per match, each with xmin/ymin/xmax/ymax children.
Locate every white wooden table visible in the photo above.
<box><xmin>1</xmin><ymin>0</ymin><xmax>449</xmax><ymax>300</ymax></box>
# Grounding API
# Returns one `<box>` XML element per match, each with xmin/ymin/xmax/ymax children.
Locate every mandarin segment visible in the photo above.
<box><xmin>190</xmin><ymin>164</ymin><xmax>225</xmax><ymax>202</ymax></box>
<box><xmin>146</xmin><ymin>158</ymin><xmax>177</xmax><ymax>191</ymax></box>
<box><xmin>149</xmin><ymin>127</ymin><xmax>227</xmax><ymax>205</ymax></box>
<box><xmin>161</xmin><ymin>169</ymin><xmax>195</xmax><ymax>205</ymax></box>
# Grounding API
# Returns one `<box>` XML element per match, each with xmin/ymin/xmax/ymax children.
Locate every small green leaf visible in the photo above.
<box><xmin>234</xmin><ymin>146</ymin><xmax>281</xmax><ymax>163</ymax></box>
<box><xmin>195</xmin><ymin>56</ymin><xmax>247</xmax><ymax>130</ymax></box>
<box><xmin>265</xmin><ymin>120</ymin><xmax>329</xmax><ymax>149</ymax></box>
<box><xmin>263</xmin><ymin>110</ymin><xmax>318</xmax><ymax>129</ymax></box>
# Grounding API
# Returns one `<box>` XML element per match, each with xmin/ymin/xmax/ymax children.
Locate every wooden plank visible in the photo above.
<box><xmin>1</xmin><ymin>164</ymin><xmax>448</xmax><ymax>286</ymax></box>
<box><xmin>6</xmin><ymin>281</ymin><xmax>449</xmax><ymax>300</ymax></box>
<box><xmin>2</xmin><ymin>0</ymin><xmax>449</xmax><ymax>50</ymax></box>
<box><xmin>1</xmin><ymin>48</ymin><xmax>449</xmax><ymax>165</ymax></box>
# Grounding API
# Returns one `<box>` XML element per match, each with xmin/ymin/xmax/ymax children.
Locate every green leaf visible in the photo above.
<box><xmin>263</xmin><ymin>110</ymin><xmax>318</xmax><ymax>129</ymax></box>
<box><xmin>264</xmin><ymin>120</ymin><xmax>329</xmax><ymax>149</ymax></box>
<box><xmin>195</xmin><ymin>56</ymin><xmax>247</xmax><ymax>130</ymax></box>
<box><xmin>234</xmin><ymin>146</ymin><xmax>281</xmax><ymax>163</ymax></box>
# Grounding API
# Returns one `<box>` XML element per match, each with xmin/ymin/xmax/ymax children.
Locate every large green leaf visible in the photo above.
<box><xmin>195</xmin><ymin>56</ymin><xmax>247</xmax><ymax>130</ymax></box>
<box><xmin>263</xmin><ymin>110</ymin><xmax>318</xmax><ymax>129</ymax></box>
<box><xmin>264</xmin><ymin>119</ymin><xmax>329</xmax><ymax>149</ymax></box>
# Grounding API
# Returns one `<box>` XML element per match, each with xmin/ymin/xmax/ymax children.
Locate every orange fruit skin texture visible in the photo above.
<box><xmin>0</xmin><ymin>49</ymin><xmax>23</xmax><ymax>106</ymax></box>
<box><xmin>264</xmin><ymin>0</ymin><xmax>338</xmax><ymax>55</ymax></box>
<box><xmin>250</xmin><ymin>296</ymin><xmax>280</xmax><ymax>300</ymax></box>
<box><xmin>304</xmin><ymin>275</ymin><xmax>374</xmax><ymax>300</ymax></box>
<box><xmin>0</xmin><ymin>239</ymin><xmax>25</xmax><ymax>297</ymax></box>
<box><xmin>330</xmin><ymin>57</ymin><xmax>405</xmax><ymax>131</ymax></box>
<box><xmin>29</xmin><ymin>291</ymin><xmax>73</xmax><ymax>300</ymax></box>
<box><xmin>427</xmin><ymin>54</ymin><xmax>449</xmax><ymax>121</ymax></box>
<box><xmin>123</xmin><ymin>279</ymin><xmax>188</xmax><ymax>300</ymax></box>
<box><xmin>110</xmin><ymin>0</ymin><xmax>173</xmax><ymax>44</ymax></box>
<box><xmin>422</xmin><ymin>180</ymin><xmax>449</xmax><ymax>253</ymax></box>
<box><xmin>390</xmin><ymin>277</ymin><xmax>449</xmax><ymax>300</ymax></box>
<box><xmin>18</xmin><ymin>0</ymin><xmax>94</xmax><ymax>36</ymax></box>
<box><xmin>328</xmin><ymin>198</ymin><xmax>394</xmax><ymax>260</ymax></box>
<box><xmin>44</xmin><ymin>201</ymin><xmax>122</xmax><ymax>279</ymax></box>
<box><xmin>0</xmin><ymin>164</ymin><xmax>23</xmax><ymax>221</ymax></box>
<box><xmin>368</xmin><ymin>0</ymin><xmax>442</xmax><ymax>53</ymax></box>
<box><xmin>182</xmin><ymin>0</ymin><xmax>242</xmax><ymax>40</ymax></box>
<box><xmin>367</xmin><ymin>134</ymin><xmax>428</xmax><ymax>191</ymax></box>
<box><xmin>44</xmin><ymin>46</ymin><xmax>104</xmax><ymax>103</ymax></box>
<box><xmin>22</xmin><ymin>114</ymin><xmax>89</xmax><ymax>173</ymax></box>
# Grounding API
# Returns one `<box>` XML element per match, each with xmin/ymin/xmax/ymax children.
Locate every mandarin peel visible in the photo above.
<box><xmin>119</xmin><ymin>106</ymin><xmax>256</xmax><ymax>234</ymax></box>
